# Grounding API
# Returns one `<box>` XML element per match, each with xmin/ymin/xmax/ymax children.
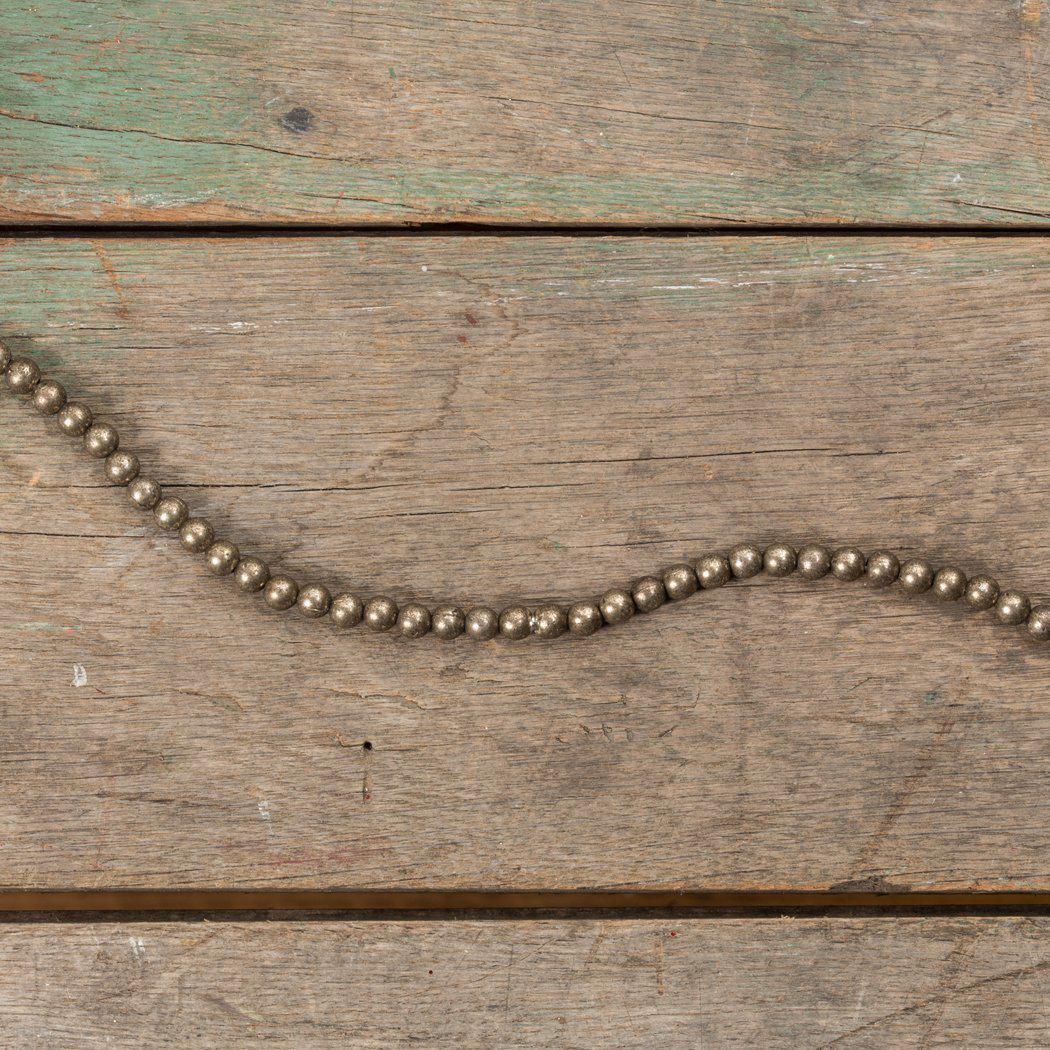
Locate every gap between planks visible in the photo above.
<box><xmin>2</xmin><ymin>223</ymin><xmax>1050</xmax><ymax>240</ymax></box>
<box><xmin>0</xmin><ymin>890</ymin><xmax>1045</xmax><ymax>916</ymax></box>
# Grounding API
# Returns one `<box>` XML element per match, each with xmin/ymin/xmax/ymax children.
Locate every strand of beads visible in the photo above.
<box><xmin>2</xmin><ymin>346</ymin><xmax>1047</xmax><ymax>644</ymax></box>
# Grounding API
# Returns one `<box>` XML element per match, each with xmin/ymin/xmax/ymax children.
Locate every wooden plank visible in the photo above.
<box><xmin>0</xmin><ymin>918</ymin><xmax>1045</xmax><ymax>1047</ymax></box>
<box><xmin>0</xmin><ymin>234</ymin><xmax>1047</xmax><ymax>892</ymax></box>
<box><xmin>0</xmin><ymin>1</ymin><xmax>1046</xmax><ymax>226</ymax></box>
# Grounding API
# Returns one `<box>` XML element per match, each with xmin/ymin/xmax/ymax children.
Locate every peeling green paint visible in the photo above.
<box><xmin>0</xmin><ymin>0</ymin><xmax>1046</xmax><ymax>224</ymax></box>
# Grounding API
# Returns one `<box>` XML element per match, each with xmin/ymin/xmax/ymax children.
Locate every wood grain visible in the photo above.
<box><xmin>0</xmin><ymin>234</ymin><xmax>1047</xmax><ymax>892</ymax></box>
<box><xmin>0</xmin><ymin>918</ymin><xmax>1045</xmax><ymax>1047</ymax></box>
<box><xmin>1</xmin><ymin>1</ymin><xmax>1047</xmax><ymax>226</ymax></box>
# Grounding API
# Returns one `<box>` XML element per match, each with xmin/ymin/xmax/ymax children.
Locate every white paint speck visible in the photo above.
<box><xmin>951</xmin><ymin>173</ymin><xmax>962</xmax><ymax>184</ymax></box>
<box><xmin>72</xmin><ymin>664</ymin><xmax>88</xmax><ymax>688</ymax></box>
<box><xmin>129</xmin><ymin>936</ymin><xmax>146</xmax><ymax>962</ymax></box>
<box><xmin>257</xmin><ymin>800</ymin><xmax>271</xmax><ymax>821</ymax></box>
<box><xmin>420</xmin><ymin>265</ymin><xmax>428</xmax><ymax>272</ymax></box>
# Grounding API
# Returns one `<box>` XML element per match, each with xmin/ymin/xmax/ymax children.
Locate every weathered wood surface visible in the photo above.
<box><xmin>1</xmin><ymin>1</ymin><xmax>1047</xmax><ymax>226</ymax></box>
<box><xmin>0</xmin><ymin>234</ymin><xmax>1047</xmax><ymax>891</ymax></box>
<box><xmin>0</xmin><ymin>918</ymin><xmax>1045</xmax><ymax>1047</ymax></box>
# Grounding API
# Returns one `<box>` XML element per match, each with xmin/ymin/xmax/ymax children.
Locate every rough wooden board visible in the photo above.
<box><xmin>0</xmin><ymin>1</ymin><xmax>1047</xmax><ymax>226</ymax></box>
<box><xmin>0</xmin><ymin>234</ymin><xmax>1047</xmax><ymax>891</ymax></box>
<box><xmin>0</xmin><ymin>918</ymin><xmax>1044</xmax><ymax>1047</ymax></box>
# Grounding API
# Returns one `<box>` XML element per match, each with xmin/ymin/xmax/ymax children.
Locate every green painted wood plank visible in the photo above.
<box><xmin>0</xmin><ymin>0</ymin><xmax>1046</xmax><ymax>225</ymax></box>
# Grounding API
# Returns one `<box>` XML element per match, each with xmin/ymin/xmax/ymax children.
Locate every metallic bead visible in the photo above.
<box><xmin>797</xmin><ymin>545</ymin><xmax>832</xmax><ymax>580</ymax></box>
<box><xmin>179</xmin><ymin>518</ymin><xmax>214</xmax><ymax>553</ymax></box>
<box><xmin>298</xmin><ymin>584</ymin><xmax>332</xmax><ymax>618</ymax></box>
<box><xmin>398</xmin><ymin>602</ymin><xmax>431</xmax><ymax>638</ymax></box>
<box><xmin>663</xmin><ymin>564</ymin><xmax>698</xmax><ymax>601</ymax></box>
<box><xmin>965</xmin><ymin>575</ymin><xmax>999</xmax><ymax>611</ymax></box>
<box><xmin>264</xmin><ymin>576</ymin><xmax>299</xmax><ymax>610</ymax></box>
<box><xmin>128</xmin><ymin>477</ymin><xmax>161</xmax><ymax>510</ymax></box>
<box><xmin>432</xmin><ymin>605</ymin><xmax>465</xmax><ymax>640</ymax></box>
<box><xmin>154</xmin><ymin>496</ymin><xmax>188</xmax><ymax>530</ymax></box>
<box><xmin>364</xmin><ymin>596</ymin><xmax>398</xmax><ymax>632</ymax></box>
<box><xmin>533</xmin><ymin>604</ymin><xmax>567</xmax><ymax>639</ymax></box>
<box><xmin>32</xmin><ymin>380</ymin><xmax>66</xmax><ymax>416</ymax></box>
<box><xmin>206</xmin><ymin>540</ymin><xmax>239</xmax><ymax>576</ymax></box>
<box><xmin>330</xmin><ymin>593</ymin><xmax>364</xmax><ymax>628</ymax></box>
<box><xmin>0</xmin><ymin>344</ymin><xmax>10</xmax><ymax>374</ymax></box>
<box><xmin>84</xmin><ymin>422</ymin><xmax>119</xmax><ymax>458</ymax></box>
<box><xmin>1028</xmin><ymin>607</ymin><xmax>1050</xmax><ymax>641</ymax></box>
<box><xmin>865</xmin><ymin>551</ymin><xmax>900</xmax><ymax>587</ymax></box>
<box><xmin>5</xmin><ymin>358</ymin><xmax>41</xmax><ymax>396</ymax></box>
<box><xmin>599</xmin><ymin>588</ymin><xmax>634</xmax><ymax>625</ymax></box>
<box><xmin>763</xmin><ymin>543</ymin><xmax>797</xmax><ymax>577</ymax></box>
<box><xmin>696</xmin><ymin>553</ymin><xmax>731</xmax><ymax>589</ymax></box>
<box><xmin>465</xmin><ymin>607</ymin><xmax>499</xmax><ymax>641</ymax></box>
<box><xmin>632</xmin><ymin>576</ymin><xmax>666</xmax><ymax>613</ymax></box>
<box><xmin>57</xmin><ymin>402</ymin><xmax>93</xmax><ymax>436</ymax></box>
<box><xmin>234</xmin><ymin>556</ymin><xmax>270</xmax><ymax>593</ymax></box>
<box><xmin>728</xmin><ymin>543</ymin><xmax>763</xmax><ymax>580</ymax></box>
<box><xmin>994</xmin><ymin>590</ymin><xmax>1031</xmax><ymax>626</ymax></box>
<box><xmin>568</xmin><ymin>601</ymin><xmax>602</xmax><ymax>636</ymax></box>
<box><xmin>831</xmin><ymin>547</ymin><xmax>866</xmax><ymax>581</ymax></box>
<box><xmin>499</xmin><ymin>606</ymin><xmax>531</xmax><ymax>640</ymax></box>
<box><xmin>104</xmin><ymin>451</ymin><xmax>140</xmax><ymax>486</ymax></box>
<box><xmin>899</xmin><ymin>559</ymin><xmax>934</xmax><ymax>595</ymax></box>
<box><xmin>932</xmin><ymin>567</ymin><xmax>967</xmax><ymax>601</ymax></box>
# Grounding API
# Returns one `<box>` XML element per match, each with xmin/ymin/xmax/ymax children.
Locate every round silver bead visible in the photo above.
<box><xmin>533</xmin><ymin>604</ymin><xmax>567</xmax><ymax>639</ymax></box>
<box><xmin>32</xmin><ymin>380</ymin><xmax>66</xmax><ymax>416</ymax></box>
<box><xmin>696</xmin><ymin>554</ymin><xmax>731</xmax><ymax>589</ymax></box>
<box><xmin>104</xmin><ymin>451</ymin><xmax>140</xmax><ymax>486</ymax></box>
<box><xmin>0</xmin><ymin>344</ymin><xmax>10</xmax><ymax>374</ymax></box>
<box><xmin>398</xmin><ymin>602</ymin><xmax>431</xmax><ymax>638</ymax></box>
<box><xmin>179</xmin><ymin>518</ymin><xmax>214</xmax><ymax>553</ymax></box>
<box><xmin>465</xmin><ymin>607</ymin><xmax>499</xmax><ymax>641</ymax></box>
<box><xmin>728</xmin><ymin>543</ymin><xmax>763</xmax><ymax>580</ymax></box>
<box><xmin>567</xmin><ymin>600</ymin><xmax>602</xmax><ymax>636</ymax></box>
<box><xmin>932</xmin><ymin>567</ymin><xmax>967</xmax><ymax>601</ymax></box>
<box><xmin>57</xmin><ymin>402</ymin><xmax>93</xmax><ymax>436</ymax></box>
<box><xmin>899</xmin><ymin>559</ymin><xmax>934</xmax><ymax>595</ymax></box>
<box><xmin>432</xmin><ymin>605</ymin><xmax>465</xmax><ymax>640</ymax></box>
<box><xmin>331</xmin><ymin>593</ymin><xmax>364</xmax><ymax>628</ymax></box>
<box><xmin>499</xmin><ymin>606</ymin><xmax>531</xmax><ymax>640</ymax></box>
<box><xmin>234</xmin><ymin>556</ymin><xmax>270</xmax><ymax>593</ymax></box>
<box><xmin>965</xmin><ymin>575</ymin><xmax>999</xmax><ymax>611</ymax></box>
<box><xmin>206</xmin><ymin>540</ymin><xmax>239</xmax><ymax>576</ymax></box>
<box><xmin>364</xmin><ymin>596</ymin><xmax>398</xmax><ymax>632</ymax></box>
<box><xmin>5</xmin><ymin>358</ymin><xmax>41</xmax><ymax>396</ymax></box>
<box><xmin>763</xmin><ymin>543</ymin><xmax>797</xmax><ymax>577</ymax></box>
<box><xmin>831</xmin><ymin>547</ymin><xmax>866</xmax><ymax>581</ymax></box>
<box><xmin>298</xmin><ymin>584</ymin><xmax>332</xmax><ymax>618</ymax></box>
<box><xmin>599</xmin><ymin>588</ymin><xmax>635</xmax><ymax>625</ymax></box>
<box><xmin>865</xmin><ymin>551</ymin><xmax>900</xmax><ymax>587</ymax></box>
<box><xmin>632</xmin><ymin>576</ymin><xmax>666</xmax><ymax>613</ymax></box>
<box><xmin>797</xmin><ymin>545</ymin><xmax>832</xmax><ymax>580</ymax></box>
<box><xmin>994</xmin><ymin>590</ymin><xmax>1031</xmax><ymax>626</ymax></box>
<box><xmin>84</xmin><ymin>422</ymin><xmax>119</xmax><ymax>458</ymax></box>
<box><xmin>1028</xmin><ymin>606</ymin><xmax>1050</xmax><ymax>641</ymax></box>
<box><xmin>128</xmin><ymin>477</ymin><xmax>161</xmax><ymax>510</ymax></box>
<box><xmin>154</xmin><ymin>496</ymin><xmax>188</xmax><ymax>531</ymax></box>
<box><xmin>264</xmin><ymin>576</ymin><xmax>299</xmax><ymax>610</ymax></box>
<box><xmin>663</xmin><ymin>564</ymin><xmax>698</xmax><ymax>601</ymax></box>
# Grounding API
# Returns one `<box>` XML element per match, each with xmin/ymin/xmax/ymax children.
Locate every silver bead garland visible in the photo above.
<box><xmin>3</xmin><ymin>345</ymin><xmax>1048</xmax><ymax>644</ymax></box>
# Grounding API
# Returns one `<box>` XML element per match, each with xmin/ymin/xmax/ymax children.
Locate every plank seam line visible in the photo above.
<box><xmin>1</xmin><ymin>223</ymin><xmax>1049</xmax><ymax>239</ymax></box>
<box><xmin>0</xmin><ymin>891</ymin><xmax>1046</xmax><ymax>917</ymax></box>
